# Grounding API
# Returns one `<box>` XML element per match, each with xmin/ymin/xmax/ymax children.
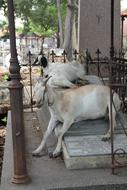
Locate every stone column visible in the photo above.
<box><xmin>78</xmin><ymin>0</ymin><xmax>121</xmax><ymax>57</ymax></box>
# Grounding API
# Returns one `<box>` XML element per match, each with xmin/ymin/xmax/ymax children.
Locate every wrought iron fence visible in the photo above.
<box><xmin>22</xmin><ymin>48</ymin><xmax>127</xmax><ymax>174</ymax></box>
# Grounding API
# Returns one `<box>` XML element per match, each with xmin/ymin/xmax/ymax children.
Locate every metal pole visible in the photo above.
<box><xmin>110</xmin><ymin>0</ymin><xmax>114</xmax><ymax>58</ymax></box>
<box><xmin>121</xmin><ymin>16</ymin><xmax>124</xmax><ymax>51</ymax></box>
<box><xmin>7</xmin><ymin>0</ymin><xmax>29</xmax><ymax>184</ymax></box>
<box><xmin>28</xmin><ymin>50</ymin><xmax>33</xmax><ymax>112</ymax></box>
<box><xmin>110</xmin><ymin>0</ymin><xmax>115</xmax><ymax>174</ymax></box>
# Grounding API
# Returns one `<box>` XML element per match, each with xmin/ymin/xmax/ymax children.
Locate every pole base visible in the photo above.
<box><xmin>12</xmin><ymin>174</ymin><xmax>30</xmax><ymax>184</ymax></box>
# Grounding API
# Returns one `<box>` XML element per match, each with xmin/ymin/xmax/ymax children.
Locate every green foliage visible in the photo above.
<box><xmin>2</xmin><ymin>73</ymin><xmax>9</xmax><ymax>81</ymax></box>
<box><xmin>13</xmin><ymin>0</ymin><xmax>66</xmax><ymax>37</ymax></box>
<box><xmin>30</xmin><ymin>2</ymin><xmax>57</xmax><ymax>34</ymax></box>
<box><xmin>0</xmin><ymin>0</ymin><xmax>7</xmax><ymax>12</ymax></box>
<box><xmin>0</xmin><ymin>0</ymin><xmax>67</xmax><ymax>38</ymax></box>
<box><xmin>0</xmin><ymin>20</ymin><xmax>7</xmax><ymax>29</ymax></box>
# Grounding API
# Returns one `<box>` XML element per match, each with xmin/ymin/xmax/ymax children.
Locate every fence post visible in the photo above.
<box><xmin>50</xmin><ymin>50</ymin><xmax>55</xmax><ymax>62</ymax></box>
<box><xmin>62</xmin><ymin>50</ymin><xmax>67</xmax><ymax>63</ymax></box>
<box><xmin>28</xmin><ymin>50</ymin><xmax>33</xmax><ymax>112</ymax></box>
<box><xmin>95</xmin><ymin>48</ymin><xmax>101</xmax><ymax>76</ymax></box>
<box><xmin>7</xmin><ymin>0</ymin><xmax>30</xmax><ymax>183</ymax></box>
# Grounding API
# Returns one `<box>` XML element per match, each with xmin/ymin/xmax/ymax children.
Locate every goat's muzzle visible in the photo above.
<box><xmin>34</xmin><ymin>100</ymin><xmax>44</xmax><ymax>108</ymax></box>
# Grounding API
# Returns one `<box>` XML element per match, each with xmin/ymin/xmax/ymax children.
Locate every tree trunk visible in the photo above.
<box><xmin>39</xmin><ymin>37</ymin><xmax>44</xmax><ymax>55</ymax></box>
<box><xmin>72</xmin><ymin>13</ymin><xmax>77</xmax><ymax>50</ymax></box>
<box><xmin>63</xmin><ymin>0</ymin><xmax>77</xmax><ymax>61</ymax></box>
<box><xmin>56</xmin><ymin>0</ymin><xmax>63</xmax><ymax>48</ymax></box>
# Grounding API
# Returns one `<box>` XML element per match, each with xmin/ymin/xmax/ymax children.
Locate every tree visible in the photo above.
<box><xmin>0</xmin><ymin>0</ymin><xmax>7</xmax><ymax>12</ymax></box>
<box><xmin>56</xmin><ymin>0</ymin><xmax>63</xmax><ymax>48</ymax></box>
<box><xmin>14</xmin><ymin>0</ymin><xmax>34</xmax><ymax>33</ymax></box>
<box><xmin>2</xmin><ymin>0</ymin><xmax>79</xmax><ymax>58</ymax></box>
<box><xmin>63</xmin><ymin>0</ymin><xmax>78</xmax><ymax>61</ymax></box>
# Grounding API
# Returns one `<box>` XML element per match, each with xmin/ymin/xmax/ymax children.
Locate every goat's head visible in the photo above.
<box><xmin>33</xmin><ymin>75</ymin><xmax>52</xmax><ymax>108</ymax></box>
<box><xmin>33</xmin><ymin>55</ymin><xmax>48</xmax><ymax>68</ymax></box>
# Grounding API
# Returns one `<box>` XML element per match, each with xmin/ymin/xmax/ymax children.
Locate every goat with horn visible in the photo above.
<box><xmin>33</xmin><ymin>53</ymin><xmax>103</xmax><ymax>88</ymax></box>
<box><xmin>32</xmin><ymin>76</ymin><xmax>121</xmax><ymax>158</ymax></box>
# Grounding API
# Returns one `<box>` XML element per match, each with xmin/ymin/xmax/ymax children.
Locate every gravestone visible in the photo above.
<box><xmin>78</xmin><ymin>0</ymin><xmax>121</xmax><ymax>57</ymax></box>
<box><xmin>62</xmin><ymin>113</ymin><xmax>127</xmax><ymax>169</ymax></box>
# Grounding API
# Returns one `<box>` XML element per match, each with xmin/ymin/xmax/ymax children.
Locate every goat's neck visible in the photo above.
<box><xmin>45</xmin><ymin>85</ymin><xmax>62</xmax><ymax>107</ymax></box>
<box><xmin>45</xmin><ymin>85</ymin><xmax>55</xmax><ymax>106</ymax></box>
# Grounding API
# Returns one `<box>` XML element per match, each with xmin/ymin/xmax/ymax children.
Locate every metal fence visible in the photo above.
<box><xmin>24</xmin><ymin>48</ymin><xmax>127</xmax><ymax>174</ymax></box>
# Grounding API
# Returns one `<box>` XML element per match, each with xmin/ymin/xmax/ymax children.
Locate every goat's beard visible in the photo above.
<box><xmin>36</xmin><ymin>99</ymin><xmax>43</xmax><ymax>108</ymax></box>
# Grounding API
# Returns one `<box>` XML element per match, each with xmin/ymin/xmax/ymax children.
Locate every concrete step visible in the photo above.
<box><xmin>63</xmin><ymin>134</ymin><xmax>127</xmax><ymax>169</ymax></box>
<box><xmin>62</xmin><ymin>112</ymin><xmax>127</xmax><ymax>169</ymax></box>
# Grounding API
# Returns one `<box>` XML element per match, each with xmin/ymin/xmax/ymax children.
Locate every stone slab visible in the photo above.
<box><xmin>64</xmin><ymin>134</ymin><xmax>127</xmax><ymax>157</ymax></box>
<box><xmin>65</xmin><ymin>115</ymin><xmax>126</xmax><ymax>137</ymax></box>
<box><xmin>62</xmin><ymin>134</ymin><xmax>127</xmax><ymax>169</ymax></box>
<box><xmin>62</xmin><ymin>112</ymin><xmax>127</xmax><ymax>169</ymax></box>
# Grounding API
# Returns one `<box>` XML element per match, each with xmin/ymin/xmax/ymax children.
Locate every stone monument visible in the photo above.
<box><xmin>78</xmin><ymin>0</ymin><xmax>121</xmax><ymax>57</ymax></box>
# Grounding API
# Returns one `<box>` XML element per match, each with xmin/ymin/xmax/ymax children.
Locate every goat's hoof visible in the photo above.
<box><xmin>53</xmin><ymin>151</ymin><xmax>62</xmax><ymax>158</ymax></box>
<box><xmin>49</xmin><ymin>151</ymin><xmax>62</xmax><ymax>158</ymax></box>
<box><xmin>32</xmin><ymin>151</ymin><xmax>43</xmax><ymax>157</ymax></box>
<box><xmin>101</xmin><ymin>136</ymin><xmax>110</xmax><ymax>141</ymax></box>
<box><xmin>48</xmin><ymin>152</ymin><xmax>54</xmax><ymax>158</ymax></box>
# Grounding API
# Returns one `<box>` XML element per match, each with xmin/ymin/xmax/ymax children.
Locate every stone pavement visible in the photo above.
<box><xmin>1</xmin><ymin>108</ymin><xmax>127</xmax><ymax>190</ymax></box>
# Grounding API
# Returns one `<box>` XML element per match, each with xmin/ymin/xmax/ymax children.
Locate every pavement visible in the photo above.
<box><xmin>1</xmin><ymin>107</ymin><xmax>127</xmax><ymax>190</ymax></box>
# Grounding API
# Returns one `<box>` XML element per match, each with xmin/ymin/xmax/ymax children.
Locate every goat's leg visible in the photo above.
<box><xmin>32</xmin><ymin>117</ymin><xmax>58</xmax><ymax>156</ymax></box>
<box><xmin>102</xmin><ymin>104</ymin><xmax>116</xmax><ymax>141</ymax></box>
<box><xmin>50</xmin><ymin>77</ymin><xmax>76</xmax><ymax>88</ymax></box>
<box><xmin>54</xmin><ymin>123</ymin><xmax>62</xmax><ymax>137</ymax></box>
<box><xmin>80</xmin><ymin>75</ymin><xmax>103</xmax><ymax>85</ymax></box>
<box><xmin>52</xmin><ymin>119</ymin><xmax>73</xmax><ymax>158</ymax></box>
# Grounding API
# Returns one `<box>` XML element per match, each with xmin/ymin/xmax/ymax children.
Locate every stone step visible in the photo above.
<box><xmin>62</xmin><ymin>112</ymin><xmax>127</xmax><ymax>169</ymax></box>
<box><xmin>62</xmin><ymin>134</ymin><xmax>127</xmax><ymax>169</ymax></box>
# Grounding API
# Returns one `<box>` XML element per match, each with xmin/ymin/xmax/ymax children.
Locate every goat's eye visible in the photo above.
<box><xmin>45</xmin><ymin>74</ymin><xmax>48</xmax><ymax>78</ymax></box>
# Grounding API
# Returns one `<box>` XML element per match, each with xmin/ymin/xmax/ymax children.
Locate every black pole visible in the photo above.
<box><xmin>28</xmin><ymin>50</ymin><xmax>33</xmax><ymax>112</ymax></box>
<box><xmin>121</xmin><ymin>16</ymin><xmax>124</xmax><ymax>51</ymax></box>
<box><xmin>110</xmin><ymin>0</ymin><xmax>114</xmax><ymax>58</ymax></box>
<box><xmin>7</xmin><ymin>0</ymin><xmax>29</xmax><ymax>184</ymax></box>
<box><xmin>110</xmin><ymin>0</ymin><xmax>115</xmax><ymax>175</ymax></box>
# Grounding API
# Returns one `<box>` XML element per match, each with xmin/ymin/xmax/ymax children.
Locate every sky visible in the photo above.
<box><xmin>121</xmin><ymin>0</ymin><xmax>127</xmax><ymax>11</ymax></box>
<box><xmin>0</xmin><ymin>10</ymin><xmax>23</xmax><ymax>27</ymax></box>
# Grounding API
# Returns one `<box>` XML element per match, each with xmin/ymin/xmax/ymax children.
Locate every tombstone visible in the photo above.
<box><xmin>78</xmin><ymin>0</ymin><xmax>121</xmax><ymax>57</ymax></box>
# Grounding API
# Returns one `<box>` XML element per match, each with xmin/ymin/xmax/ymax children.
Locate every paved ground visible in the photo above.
<box><xmin>1</xmin><ymin>109</ymin><xmax>127</xmax><ymax>190</ymax></box>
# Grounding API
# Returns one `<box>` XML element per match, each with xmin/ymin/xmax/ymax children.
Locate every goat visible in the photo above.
<box><xmin>33</xmin><ymin>55</ymin><xmax>103</xmax><ymax>87</ymax></box>
<box><xmin>32</xmin><ymin>78</ymin><xmax>121</xmax><ymax>158</ymax></box>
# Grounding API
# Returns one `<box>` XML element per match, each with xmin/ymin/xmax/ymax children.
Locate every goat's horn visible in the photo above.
<box><xmin>44</xmin><ymin>76</ymin><xmax>52</xmax><ymax>85</ymax></box>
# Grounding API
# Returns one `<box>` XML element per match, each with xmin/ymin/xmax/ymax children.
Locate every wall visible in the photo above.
<box><xmin>78</xmin><ymin>0</ymin><xmax>121</xmax><ymax>57</ymax></box>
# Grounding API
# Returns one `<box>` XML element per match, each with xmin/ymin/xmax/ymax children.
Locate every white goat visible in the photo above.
<box><xmin>34</xmin><ymin>55</ymin><xmax>103</xmax><ymax>87</ymax></box>
<box><xmin>32</xmin><ymin>79</ymin><xmax>121</xmax><ymax>157</ymax></box>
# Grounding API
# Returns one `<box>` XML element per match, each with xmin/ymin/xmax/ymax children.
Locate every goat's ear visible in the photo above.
<box><xmin>33</xmin><ymin>57</ymin><xmax>38</xmax><ymax>64</ymax></box>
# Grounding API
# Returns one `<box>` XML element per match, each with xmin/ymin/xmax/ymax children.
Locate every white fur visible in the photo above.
<box><xmin>37</xmin><ymin>55</ymin><xmax>103</xmax><ymax>87</ymax></box>
<box><xmin>33</xmin><ymin>81</ymin><xmax>120</xmax><ymax>157</ymax></box>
